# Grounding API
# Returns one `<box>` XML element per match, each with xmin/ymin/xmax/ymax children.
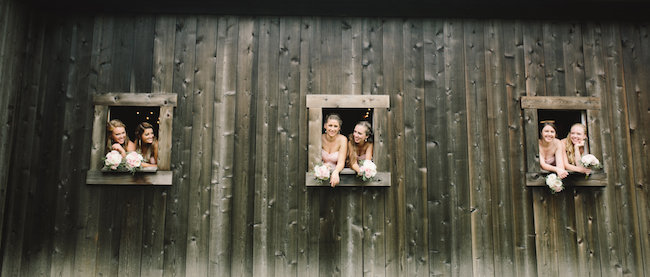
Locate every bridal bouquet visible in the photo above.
<box><xmin>104</xmin><ymin>150</ymin><xmax>123</xmax><ymax>170</ymax></box>
<box><xmin>545</xmin><ymin>173</ymin><xmax>564</xmax><ymax>193</ymax></box>
<box><xmin>358</xmin><ymin>160</ymin><xmax>377</xmax><ymax>181</ymax></box>
<box><xmin>125</xmin><ymin>152</ymin><xmax>145</xmax><ymax>173</ymax></box>
<box><xmin>580</xmin><ymin>154</ymin><xmax>602</xmax><ymax>171</ymax></box>
<box><xmin>313</xmin><ymin>164</ymin><xmax>330</xmax><ymax>182</ymax></box>
<box><xmin>102</xmin><ymin>151</ymin><xmax>144</xmax><ymax>174</ymax></box>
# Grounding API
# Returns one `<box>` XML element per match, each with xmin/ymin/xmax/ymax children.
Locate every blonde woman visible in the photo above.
<box><xmin>538</xmin><ymin>121</ymin><xmax>568</xmax><ymax>179</ymax></box>
<box><xmin>106</xmin><ymin>119</ymin><xmax>132</xmax><ymax>157</ymax></box>
<box><xmin>561</xmin><ymin>123</ymin><xmax>591</xmax><ymax>174</ymax></box>
<box><xmin>347</xmin><ymin>121</ymin><xmax>374</xmax><ymax>175</ymax></box>
<box><xmin>321</xmin><ymin>114</ymin><xmax>348</xmax><ymax>187</ymax></box>
<box><xmin>127</xmin><ymin>122</ymin><xmax>159</xmax><ymax>168</ymax></box>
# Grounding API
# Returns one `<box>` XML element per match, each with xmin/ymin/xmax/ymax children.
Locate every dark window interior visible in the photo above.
<box><xmin>537</xmin><ymin>110</ymin><xmax>583</xmax><ymax>139</ymax></box>
<box><xmin>322</xmin><ymin>108</ymin><xmax>373</xmax><ymax>138</ymax></box>
<box><xmin>109</xmin><ymin>106</ymin><xmax>160</xmax><ymax>140</ymax></box>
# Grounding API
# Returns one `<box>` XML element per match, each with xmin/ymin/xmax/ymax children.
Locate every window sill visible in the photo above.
<box><xmin>305</xmin><ymin>168</ymin><xmax>391</xmax><ymax>187</ymax></box>
<box><xmin>86</xmin><ymin>170</ymin><xmax>172</xmax><ymax>186</ymax></box>
<box><xmin>526</xmin><ymin>171</ymin><xmax>607</xmax><ymax>187</ymax></box>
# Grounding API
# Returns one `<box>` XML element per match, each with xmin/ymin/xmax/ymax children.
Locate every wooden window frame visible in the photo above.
<box><xmin>305</xmin><ymin>94</ymin><xmax>391</xmax><ymax>187</ymax></box>
<box><xmin>86</xmin><ymin>93</ymin><xmax>177</xmax><ymax>186</ymax></box>
<box><xmin>521</xmin><ymin>96</ymin><xmax>606</xmax><ymax>187</ymax></box>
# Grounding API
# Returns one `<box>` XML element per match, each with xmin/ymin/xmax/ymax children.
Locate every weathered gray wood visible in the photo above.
<box><xmin>111</xmin><ymin>16</ymin><xmax>135</xmax><ymax>91</ymax></box>
<box><xmin>152</xmin><ymin>15</ymin><xmax>176</xmax><ymax>93</ymax></box>
<box><xmin>306</xmin><ymin>94</ymin><xmax>390</xmax><ymax>108</ymax></box>
<box><xmin>464</xmin><ymin>20</ymin><xmax>496</xmax><ymax>277</ymax></box>
<box><xmin>402</xmin><ymin>18</ymin><xmax>428</xmax><ymax>277</ymax></box>
<box><xmin>542</xmin><ymin>22</ymin><xmax>566</xmax><ymax>97</ymax></box>
<box><xmin>132</xmin><ymin>16</ymin><xmax>154</xmax><ymax>92</ymax></box>
<box><xmin>162</xmin><ymin>15</ymin><xmax>196</xmax><ymax>276</ymax></box>
<box><xmin>93</xmin><ymin>92</ymin><xmax>178</xmax><ymax>106</ymax></box>
<box><xmin>520</xmin><ymin>96</ymin><xmax>601</xmax><ymax>110</ymax></box>
<box><xmin>620</xmin><ymin>24</ymin><xmax>650</xmax><ymax>276</ymax></box>
<box><xmin>582</xmin><ymin>22</ymin><xmax>619</xmax><ymax>277</ymax></box>
<box><xmin>382</xmin><ymin>18</ymin><xmax>406</xmax><ymax>277</ymax></box>
<box><xmin>504</xmin><ymin>20</ymin><xmax>538</xmax><ymax>277</ymax></box>
<box><xmin>306</xmin><ymin>171</ymin><xmax>391</xmax><ymax>186</ymax></box>
<box><xmin>231</xmin><ymin>17</ymin><xmax>255</xmax><ymax>277</ymax></box>
<box><xmin>252</xmin><ymin>16</ymin><xmax>278</xmax><ymax>277</ymax></box>
<box><xmin>362</xmin><ymin>17</ymin><xmax>386</xmax><ymax>277</ymax></box>
<box><xmin>526</xmin><ymin>172</ymin><xmax>607</xmax><ymax>187</ymax></box>
<box><xmin>424</xmin><ymin>18</ymin><xmax>452</xmax><ymax>277</ymax></box>
<box><xmin>184</xmin><ymin>16</ymin><xmax>216</xmax><ymax>277</ymax></box>
<box><xmin>603</xmin><ymin>23</ymin><xmax>644</xmax><ymax>275</ymax></box>
<box><xmin>86</xmin><ymin>170</ymin><xmax>173</xmax><ymax>185</ymax></box>
<box><xmin>209</xmin><ymin>15</ymin><xmax>237</xmax><ymax>277</ymax></box>
<box><xmin>444</xmin><ymin>19</ymin><xmax>473</xmax><ymax>277</ymax></box>
<box><xmin>317</xmin><ymin>18</ymin><xmax>343</xmax><ymax>277</ymax></box>
<box><xmin>485</xmin><ymin>20</ymin><xmax>517</xmax><ymax>277</ymax></box>
<box><xmin>297</xmin><ymin>16</ymin><xmax>321</xmax><ymax>277</ymax></box>
<box><xmin>274</xmin><ymin>17</ymin><xmax>301</xmax><ymax>277</ymax></box>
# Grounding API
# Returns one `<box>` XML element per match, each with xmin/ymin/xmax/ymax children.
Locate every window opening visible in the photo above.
<box><xmin>537</xmin><ymin>110</ymin><xmax>585</xmax><ymax>140</ymax></box>
<box><xmin>322</xmin><ymin>108</ymin><xmax>373</xmax><ymax>138</ymax></box>
<box><xmin>109</xmin><ymin>106</ymin><xmax>160</xmax><ymax>140</ymax></box>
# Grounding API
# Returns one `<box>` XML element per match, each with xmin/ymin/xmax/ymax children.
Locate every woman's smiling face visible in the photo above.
<box><xmin>111</xmin><ymin>126</ymin><xmax>127</xmax><ymax>144</ymax></box>
<box><xmin>569</xmin><ymin>125</ymin><xmax>586</xmax><ymax>145</ymax></box>
<box><xmin>541</xmin><ymin>125</ymin><xmax>556</xmax><ymax>142</ymax></box>
<box><xmin>324</xmin><ymin>119</ymin><xmax>341</xmax><ymax>137</ymax></box>
<box><xmin>141</xmin><ymin>128</ymin><xmax>155</xmax><ymax>144</ymax></box>
<box><xmin>352</xmin><ymin>124</ymin><xmax>368</xmax><ymax>144</ymax></box>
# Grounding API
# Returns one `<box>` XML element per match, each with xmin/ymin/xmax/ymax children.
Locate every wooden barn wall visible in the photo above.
<box><xmin>1</xmin><ymin>14</ymin><xmax>649</xmax><ymax>277</ymax></box>
<box><xmin>0</xmin><ymin>0</ymin><xmax>27</xmax><ymax>252</ymax></box>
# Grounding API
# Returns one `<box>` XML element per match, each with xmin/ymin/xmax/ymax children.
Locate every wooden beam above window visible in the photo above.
<box><xmin>520</xmin><ymin>96</ymin><xmax>600</xmax><ymax>110</ymax></box>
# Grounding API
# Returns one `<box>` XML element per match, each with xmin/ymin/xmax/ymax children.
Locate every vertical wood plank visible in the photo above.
<box><xmin>152</xmin><ymin>15</ymin><xmax>176</xmax><ymax>93</ymax></box>
<box><xmin>132</xmin><ymin>16</ymin><xmax>154</xmax><ymax>93</ymax></box>
<box><xmin>582</xmin><ymin>22</ymin><xmax>621</xmax><ymax>277</ymax></box>
<box><xmin>382</xmin><ymin>18</ymin><xmax>406</xmax><ymax>277</ymax></box>
<box><xmin>231</xmin><ymin>17</ymin><xmax>256</xmax><ymax>277</ymax></box>
<box><xmin>504</xmin><ymin>21</ymin><xmax>538</xmax><ymax>277</ymax></box>
<box><xmin>339</xmin><ymin>17</ymin><xmax>363</xmax><ymax>277</ymax></box>
<box><xmin>402</xmin><ymin>18</ymin><xmax>428</xmax><ymax>277</ymax></box>
<box><xmin>298</xmin><ymin>16</ymin><xmax>321</xmax><ymax>277</ymax></box>
<box><xmin>362</xmin><ymin>17</ymin><xmax>386</xmax><ymax>277</ymax></box>
<box><xmin>485</xmin><ymin>20</ymin><xmax>516</xmax><ymax>277</ymax></box>
<box><xmin>464</xmin><ymin>20</ymin><xmax>496</xmax><ymax>277</ymax></box>
<box><xmin>252</xmin><ymin>16</ymin><xmax>279</xmax><ymax>277</ymax></box>
<box><xmin>274</xmin><ymin>17</ymin><xmax>301</xmax><ymax>277</ymax></box>
<box><xmin>443</xmin><ymin>19</ymin><xmax>473</xmax><ymax>276</ymax></box>
<box><xmin>602</xmin><ymin>23</ymin><xmax>644</xmax><ymax>276</ymax></box>
<box><xmin>209</xmin><ymin>16</ymin><xmax>238</xmax><ymax>277</ymax></box>
<box><xmin>184</xmin><ymin>15</ymin><xmax>217</xmax><ymax>276</ymax></box>
<box><xmin>163</xmin><ymin>16</ymin><xmax>196</xmax><ymax>277</ymax></box>
<box><xmin>424</xmin><ymin>18</ymin><xmax>452</xmax><ymax>277</ymax></box>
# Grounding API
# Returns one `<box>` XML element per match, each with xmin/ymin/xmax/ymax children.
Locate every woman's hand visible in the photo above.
<box><xmin>112</xmin><ymin>143</ymin><xmax>126</xmax><ymax>156</ymax></box>
<box><xmin>330</xmin><ymin>171</ymin><xmax>340</xmax><ymax>187</ymax></box>
<box><xmin>557</xmin><ymin>168</ymin><xmax>569</xmax><ymax>179</ymax></box>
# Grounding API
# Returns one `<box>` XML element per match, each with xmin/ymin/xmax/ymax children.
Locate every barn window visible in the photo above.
<box><xmin>521</xmin><ymin>96</ymin><xmax>606</xmax><ymax>187</ymax></box>
<box><xmin>86</xmin><ymin>93</ymin><xmax>177</xmax><ymax>185</ymax></box>
<box><xmin>305</xmin><ymin>94</ymin><xmax>391</xmax><ymax>187</ymax></box>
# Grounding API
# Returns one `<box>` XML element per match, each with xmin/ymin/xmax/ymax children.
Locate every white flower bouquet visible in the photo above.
<box><xmin>358</xmin><ymin>160</ymin><xmax>377</xmax><ymax>181</ymax></box>
<box><xmin>313</xmin><ymin>164</ymin><xmax>330</xmax><ymax>182</ymax></box>
<box><xmin>545</xmin><ymin>173</ymin><xmax>564</xmax><ymax>193</ymax></box>
<box><xmin>102</xmin><ymin>151</ymin><xmax>144</xmax><ymax>174</ymax></box>
<box><xmin>580</xmin><ymin>154</ymin><xmax>602</xmax><ymax>171</ymax></box>
<box><xmin>104</xmin><ymin>150</ymin><xmax>123</xmax><ymax>170</ymax></box>
<box><xmin>125</xmin><ymin>152</ymin><xmax>145</xmax><ymax>173</ymax></box>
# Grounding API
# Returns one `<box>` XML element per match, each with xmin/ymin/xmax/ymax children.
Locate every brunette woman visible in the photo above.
<box><xmin>127</xmin><ymin>122</ymin><xmax>159</xmax><ymax>167</ymax></box>
<box><xmin>538</xmin><ymin>121</ymin><xmax>569</xmax><ymax>179</ymax></box>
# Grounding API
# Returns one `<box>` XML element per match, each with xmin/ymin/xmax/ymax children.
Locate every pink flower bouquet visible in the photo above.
<box><xmin>313</xmin><ymin>164</ymin><xmax>330</xmax><ymax>182</ymax></box>
<box><xmin>545</xmin><ymin>173</ymin><xmax>563</xmax><ymax>193</ymax></box>
<box><xmin>358</xmin><ymin>160</ymin><xmax>377</xmax><ymax>181</ymax></box>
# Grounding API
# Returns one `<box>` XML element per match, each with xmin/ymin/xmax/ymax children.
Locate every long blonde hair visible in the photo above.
<box><xmin>106</xmin><ymin>119</ymin><xmax>129</xmax><ymax>153</ymax></box>
<box><xmin>565</xmin><ymin>123</ymin><xmax>587</xmax><ymax>165</ymax></box>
